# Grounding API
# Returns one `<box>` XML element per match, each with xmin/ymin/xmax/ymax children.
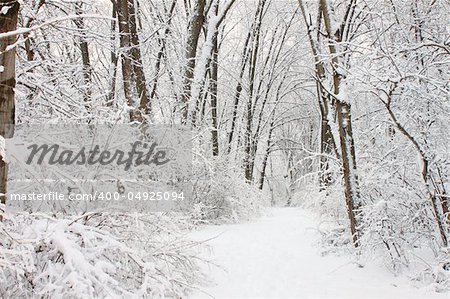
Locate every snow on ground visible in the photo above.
<box><xmin>189</xmin><ymin>208</ymin><xmax>448</xmax><ymax>299</ymax></box>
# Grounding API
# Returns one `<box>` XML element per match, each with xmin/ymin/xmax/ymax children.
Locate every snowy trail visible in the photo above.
<box><xmin>189</xmin><ymin>208</ymin><xmax>448</xmax><ymax>299</ymax></box>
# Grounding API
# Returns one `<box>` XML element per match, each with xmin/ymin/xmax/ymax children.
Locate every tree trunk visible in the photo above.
<box><xmin>210</xmin><ymin>25</ymin><xmax>219</xmax><ymax>156</ymax></box>
<box><xmin>23</xmin><ymin>0</ymin><xmax>45</xmax><ymax>62</ymax></box>
<box><xmin>319</xmin><ymin>0</ymin><xmax>361</xmax><ymax>247</ymax></box>
<box><xmin>74</xmin><ymin>2</ymin><xmax>92</xmax><ymax>105</ymax></box>
<box><xmin>318</xmin><ymin>93</ymin><xmax>338</xmax><ymax>188</ymax></box>
<box><xmin>190</xmin><ymin>0</ymin><xmax>219</xmax><ymax>128</ymax></box>
<box><xmin>249</xmin><ymin>11</ymin><xmax>295</xmax><ymax>181</ymax></box>
<box><xmin>298</xmin><ymin>0</ymin><xmax>338</xmax><ymax>189</ymax></box>
<box><xmin>107</xmin><ymin>2</ymin><xmax>118</xmax><ymax>106</ymax></box>
<box><xmin>150</xmin><ymin>0</ymin><xmax>176</xmax><ymax>101</ymax></box>
<box><xmin>128</xmin><ymin>0</ymin><xmax>151</xmax><ymax>119</ymax></box>
<box><xmin>335</xmin><ymin>100</ymin><xmax>361</xmax><ymax>246</ymax></box>
<box><xmin>244</xmin><ymin>0</ymin><xmax>266</xmax><ymax>182</ymax></box>
<box><xmin>259</xmin><ymin>115</ymin><xmax>275</xmax><ymax>190</ymax></box>
<box><xmin>180</xmin><ymin>0</ymin><xmax>206</xmax><ymax>123</ymax></box>
<box><xmin>116</xmin><ymin>0</ymin><xmax>134</xmax><ymax>108</ymax></box>
<box><xmin>0</xmin><ymin>0</ymin><xmax>20</xmax><ymax>219</ymax></box>
<box><xmin>227</xmin><ymin>29</ymin><xmax>252</xmax><ymax>154</ymax></box>
<box><xmin>384</xmin><ymin>86</ymin><xmax>448</xmax><ymax>246</ymax></box>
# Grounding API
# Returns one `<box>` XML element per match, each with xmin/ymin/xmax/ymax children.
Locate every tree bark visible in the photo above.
<box><xmin>227</xmin><ymin>28</ymin><xmax>252</xmax><ymax>154</ymax></box>
<box><xmin>0</xmin><ymin>0</ymin><xmax>20</xmax><ymax>219</ymax></box>
<box><xmin>116</xmin><ymin>0</ymin><xmax>134</xmax><ymax>109</ymax></box>
<box><xmin>190</xmin><ymin>0</ymin><xmax>236</xmax><ymax>128</ymax></box>
<box><xmin>244</xmin><ymin>0</ymin><xmax>266</xmax><ymax>182</ymax></box>
<box><xmin>74</xmin><ymin>2</ymin><xmax>92</xmax><ymax>105</ymax></box>
<box><xmin>259</xmin><ymin>115</ymin><xmax>275</xmax><ymax>190</ymax></box>
<box><xmin>128</xmin><ymin>0</ymin><xmax>151</xmax><ymax>119</ymax></box>
<box><xmin>298</xmin><ymin>0</ymin><xmax>338</xmax><ymax>188</ymax></box>
<box><xmin>180</xmin><ymin>0</ymin><xmax>206</xmax><ymax>123</ymax></box>
<box><xmin>210</xmin><ymin>19</ymin><xmax>219</xmax><ymax>156</ymax></box>
<box><xmin>317</xmin><ymin>0</ymin><xmax>361</xmax><ymax>246</ymax></box>
<box><xmin>107</xmin><ymin>2</ymin><xmax>118</xmax><ymax>106</ymax></box>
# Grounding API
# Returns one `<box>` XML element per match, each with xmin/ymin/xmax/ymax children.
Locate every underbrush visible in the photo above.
<box><xmin>0</xmin><ymin>211</ymin><xmax>205</xmax><ymax>298</ymax></box>
<box><xmin>189</xmin><ymin>156</ymin><xmax>270</xmax><ymax>225</ymax></box>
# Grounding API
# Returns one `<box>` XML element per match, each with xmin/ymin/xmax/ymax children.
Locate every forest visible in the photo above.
<box><xmin>0</xmin><ymin>0</ymin><xmax>449</xmax><ymax>297</ymax></box>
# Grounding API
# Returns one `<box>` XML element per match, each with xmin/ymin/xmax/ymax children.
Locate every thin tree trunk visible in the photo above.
<box><xmin>227</xmin><ymin>28</ymin><xmax>252</xmax><ymax>154</ymax></box>
<box><xmin>23</xmin><ymin>0</ymin><xmax>46</xmax><ymax>104</ymax></box>
<box><xmin>244</xmin><ymin>0</ymin><xmax>266</xmax><ymax>182</ymax></box>
<box><xmin>74</xmin><ymin>2</ymin><xmax>92</xmax><ymax>104</ymax></box>
<box><xmin>150</xmin><ymin>0</ymin><xmax>176</xmax><ymax>101</ymax></box>
<box><xmin>23</xmin><ymin>0</ymin><xmax>46</xmax><ymax>62</ymax></box>
<box><xmin>384</xmin><ymin>85</ymin><xmax>448</xmax><ymax>246</ymax></box>
<box><xmin>107</xmin><ymin>2</ymin><xmax>118</xmax><ymax>106</ymax></box>
<box><xmin>190</xmin><ymin>0</ymin><xmax>236</xmax><ymax>128</ymax></box>
<box><xmin>249</xmin><ymin>10</ymin><xmax>296</xmax><ymax>180</ymax></box>
<box><xmin>210</xmin><ymin>24</ymin><xmax>219</xmax><ymax>156</ymax></box>
<box><xmin>259</xmin><ymin>115</ymin><xmax>275</xmax><ymax>190</ymax></box>
<box><xmin>116</xmin><ymin>0</ymin><xmax>134</xmax><ymax>108</ymax></box>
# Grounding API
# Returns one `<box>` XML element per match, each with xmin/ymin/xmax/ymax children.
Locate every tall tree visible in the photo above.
<box><xmin>298</xmin><ymin>1</ymin><xmax>339</xmax><ymax>188</ymax></box>
<box><xmin>298</xmin><ymin>0</ymin><xmax>362</xmax><ymax>247</ymax></box>
<box><xmin>243</xmin><ymin>0</ymin><xmax>266</xmax><ymax>182</ymax></box>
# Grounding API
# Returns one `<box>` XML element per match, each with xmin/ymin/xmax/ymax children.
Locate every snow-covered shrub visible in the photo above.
<box><xmin>0</xmin><ymin>212</ymin><xmax>205</xmax><ymax>298</ymax></box>
<box><xmin>290</xmin><ymin>181</ymin><xmax>354</xmax><ymax>254</ymax></box>
<box><xmin>190</xmin><ymin>155</ymin><xmax>269</xmax><ymax>224</ymax></box>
